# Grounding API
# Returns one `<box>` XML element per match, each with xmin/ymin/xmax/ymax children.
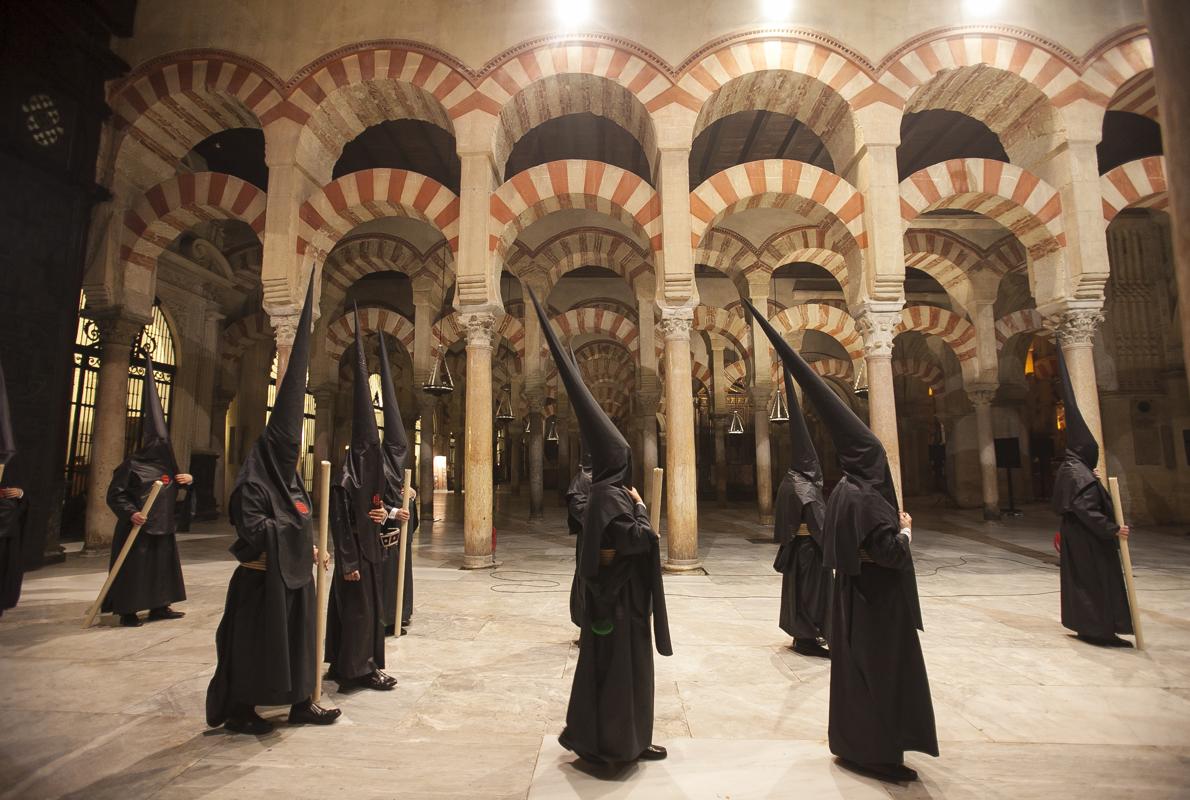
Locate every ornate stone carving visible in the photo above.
<box><xmin>271</xmin><ymin>312</ymin><xmax>300</xmax><ymax>348</ymax></box>
<box><xmin>462</xmin><ymin>311</ymin><xmax>496</xmax><ymax>349</ymax></box>
<box><xmin>856</xmin><ymin>308</ymin><xmax>900</xmax><ymax>358</ymax></box>
<box><xmin>659</xmin><ymin>308</ymin><xmax>694</xmax><ymax>341</ymax></box>
<box><xmin>967</xmin><ymin>385</ymin><xmax>998</xmax><ymax>408</ymax></box>
<box><xmin>94</xmin><ymin>316</ymin><xmax>145</xmax><ymax>350</ymax></box>
<box><xmin>1045</xmin><ymin>309</ymin><xmax>1104</xmax><ymax>347</ymax></box>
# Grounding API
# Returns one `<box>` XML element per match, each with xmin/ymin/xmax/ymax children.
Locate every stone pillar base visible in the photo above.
<box><xmin>78</xmin><ymin>545</ymin><xmax>110</xmax><ymax>558</ymax></box>
<box><xmin>982</xmin><ymin>506</ymin><xmax>1002</xmax><ymax>521</ymax></box>
<box><xmin>759</xmin><ymin>513</ymin><xmax>774</xmax><ymax>526</ymax></box>
<box><xmin>461</xmin><ymin>554</ymin><xmax>497</xmax><ymax>570</ymax></box>
<box><xmin>663</xmin><ymin>557</ymin><xmax>705</xmax><ymax>573</ymax></box>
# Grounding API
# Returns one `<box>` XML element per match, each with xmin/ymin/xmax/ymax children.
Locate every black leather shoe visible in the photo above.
<box><xmin>359</xmin><ymin>671</ymin><xmax>397</xmax><ymax>691</ymax></box>
<box><xmin>288</xmin><ymin>700</ymin><xmax>341</xmax><ymax>725</ymax></box>
<box><xmin>793</xmin><ymin>639</ymin><xmax>831</xmax><ymax>659</ymax></box>
<box><xmin>148</xmin><ymin>606</ymin><xmax>185</xmax><ymax>621</ymax></box>
<box><xmin>374</xmin><ymin>669</ymin><xmax>398</xmax><ymax>688</ymax></box>
<box><xmin>638</xmin><ymin>744</ymin><xmax>667</xmax><ymax>761</ymax></box>
<box><xmin>119</xmin><ymin>613</ymin><xmax>142</xmax><ymax>627</ymax></box>
<box><xmin>224</xmin><ymin>711</ymin><xmax>274</xmax><ymax>735</ymax></box>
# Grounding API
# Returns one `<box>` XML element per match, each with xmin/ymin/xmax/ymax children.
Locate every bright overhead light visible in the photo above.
<box><xmin>760</xmin><ymin>0</ymin><xmax>793</xmax><ymax>21</ymax></box>
<box><xmin>558</xmin><ymin>0</ymin><xmax>592</xmax><ymax>26</ymax></box>
<box><xmin>962</xmin><ymin>0</ymin><xmax>1003</xmax><ymax>17</ymax></box>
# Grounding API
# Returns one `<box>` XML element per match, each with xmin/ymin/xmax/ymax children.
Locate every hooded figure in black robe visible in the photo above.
<box><xmin>744</xmin><ymin>298</ymin><xmax>937</xmax><ymax>782</ymax></box>
<box><xmin>1052</xmin><ymin>350</ymin><xmax>1132</xmax><ymax>647</ymax></box>
<box><xmin>102</xmin><ymin>353</ymin><xmax>187</xmax><ymax>626</ymax></box>
<box><xmin>206</xmin><ymin>275</ymin><xmax>340</xmax><ymax>734</ymax></box>
<box><xmin>376</xmin><ymin>330</ymin><xmax>416</xmax><ymax>635</ymax></box>
<box><xmin>529</xmin><ymin>289</ymin><xmax>672</xmax><ymax>767</ymax></box>
<box><xmin>324</xmin><ymin>310</ymin><xmax>396</xmax><ymax>689</ymax></box>
<box><xmin>0</xmin><ymin>357</ymin><xmax>28</xmax><ymax>617</ymax></box>
<box><xmin>567</xmin><ymin>445</ymin><xmax>593</xmax><ymax>629</ymax></box>
<box><xmin>772</xmin><ymin>366</ymin><xmax>831</xmax><ymax>657</ymax></box>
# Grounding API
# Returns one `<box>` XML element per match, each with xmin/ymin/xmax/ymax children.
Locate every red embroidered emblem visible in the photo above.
<box><xmin>372</xmin><ymin>493</ymin><xmax>381</xmax><ymax>508</ymax></box>
<box><xmin>294</xmin><ymin>501</ymin><xmax>309</xmax><ymax>515</ymax></box>
<box><xmin>160</xmin><ymin>474</ymin><xmax>171</xmax><ymax>485</ymax></box>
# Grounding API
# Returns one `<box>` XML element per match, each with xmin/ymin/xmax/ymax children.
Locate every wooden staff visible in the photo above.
<box><xmin>393</xmin><ymin>468</ymin><xmax>413</xmax><ymax>638</ymax></box>
<box><xmin>0</xmin><ymin>463</ymin><xmax>6</xmax><ymax>485</ymax></box>
<box><xmin>82</xmin><ymin>480</ymin><xmax>163</xmax><ymax>628</ymax></box>
<box><xmin>649</xmin><ymin>467</ymin><xmax>663</xmax><ymax>533</ymax></box>
<box><xmin>1108</xmin><ymin>477</ymin><xmax>1145</xmax><ymax>650</ymax></box>
<box><xmin>313</xmin><ymin>460</ymin><xmax>331</xmax><ymax>703</ymax></box>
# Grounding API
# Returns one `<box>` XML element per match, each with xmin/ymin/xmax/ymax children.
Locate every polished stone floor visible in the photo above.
<box><xmin>1</xmin><ymin>491</ymin><xmax>1189</xmax><ymax>799</ymax></box>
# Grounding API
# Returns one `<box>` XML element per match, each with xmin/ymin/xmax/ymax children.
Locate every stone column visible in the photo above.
<box><xmin>713</xmin><ymin>415</ymin><xmax>728</xmax><ymax>504</ymax></box>
<box><xmin>508</xmin><ymin>419</ymin><xmax>522</xmax><ymax>496</ymax></box>
<box><xmin>312</xmin><ymin>386</ymin><xmax>336</xmax><ymax>467</ymax></box>
<box><xmin>526</xmin><ymin>390</ymin><xmax>544</xmax><ymax>518</ymax></box>
<box><xmin>555</xmin><ymin>400</ymin><xmax>570</xmax><ymax>504</ymax></box>
<box><xmin>660</xmin><ymin>310</ymin><xmax>700</xmax><ymax>571</ymax></box>
<box><xmin>1048</xmin><ymin>309</ymin><xmax>1108</xmax><ymax>471</ymax></box>
<box><xmin>271</xmin><ymin>312</ymin><xmax>300</xmax><ymax>389</ymax></box>
<box><xmin>969</xmin><ymin>385</ymin><xmax>1001</xmax><ymax>521</ymax></box>
<box><xmin>417</xmin><ymin>394</ymin><xmax>436</xmax><ymax>520</ymax></box>
<box><xmin>857</xmin><ymin>304</ymin><xmax>903</xmax><ymax>501</ymax></box>
<box><xmin>462</xmin><ymin>312</ymin><xmax>495</xmax><ymax>568</ymax></box>
<box><xmin>752</xmin><ymin>386</ymin><xmax>774</xmax><ymax>524</ymax></box>
<box><xmin>210</xmin><ymin>391</ymin><xmax>232</xmax><ymax>511</ymax></box>
<box><xmin>1147</xmin><ymin>0</ymin><xmax>1190</xmax><ymax>396</ymax></box>
<box><xmin>192</xmin><ymin>301</ymin><xmax>224</xmax><ymax>455</ymax></box>
<box><xmin>637</xmin><ymin>388</ymin><xmax>660</xmax><ymax>498</ymax></box>
<box><xmin>709</xmin><ymin>337</ymin><xmax>729</xmax><ymax>504</ymax></box>
<box><xmin>83</xmin><ymin>315</ymin><xmax>145</xmax><ymax>553</ymax></box>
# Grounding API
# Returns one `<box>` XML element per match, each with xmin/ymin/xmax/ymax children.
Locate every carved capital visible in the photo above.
<box><xmin>636</xmin><ymin>390</ymin><xmax>661</xmax><ymax>415</ymax></box>
<box><xmin>856</xmin><ymin>307</ymin><xmax>900</xmax><ymax>358</ymax></box>
<box><xmin>94</xmin><ymin>315</ymin><xmax>146</xmax><ymax>350</ymax></box>
<box><xmin>659</xmin><ymin>308</ymin><xmax>694</xmax><ymax>341</ymax></box>
<box><xmin>967</xmin><ymin>384</ymin><xmax>998</xmax><ymax>408</ymax></box>
<box><xmin>1045</xmin><ymin>310</ymin><xmax>1103</xmax><ymax>348</ymax></box>
<box><xmin>271</xmin><ymin>312</ymin><xmax>301</xmax><ymax>348</ymax></box>
<box><xmin>462</xmin><ymin>311</ymin><xmax>496</xmax><ymax>349</ymax></box>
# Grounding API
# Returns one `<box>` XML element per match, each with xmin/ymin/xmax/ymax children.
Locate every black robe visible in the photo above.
<box><xmin>102</xmin><ymin>460</ymin><xmax>185</xmax><ymax>614</ymax></box>
<box><xmin>206</xmin><ymin>481</ymin><xmax>316</xmax><ymax>725</ymax></box>
<box><xmin>325</xmin><ymin>485</ymin><xmax>385</xmax><ymax>679</ymax></box>
<box><xmin>559</xmin><ymin>493</ymin><xmax>671</xmax><ymax>764</ymax></box>
<box><xmin>1053</xmin><ymin>460</ymin><xmax>1132</xmax><ymax>639</ymax></box>
<box><xmin>566</xmin><ymin>468</ymin><xmax>591</xmax><ymax>629</ymax></box>
<box><xmin>0</xmin><ymin>492</ymin><xmax>27</xmax><ymax>615</ymax></box>
<box><xmin>379</xmin><ymin>502</ymin><xmax>416</xmax><ymax>629</ymax></box>
<box><xmin>772</xmin><ymin>469</ymin><xmax>830</xmax><ymax>642</ymax></box>
<box><xmin>826</xmin><ymin>479</ymin><xmax>938</xmax><ymax>765</ymax></box>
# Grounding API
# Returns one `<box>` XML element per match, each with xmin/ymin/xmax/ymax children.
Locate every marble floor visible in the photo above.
<box><xmin>1</xmin><ymin>492</ymin><xmax>1189</xmax><ymax>799</ymax></box>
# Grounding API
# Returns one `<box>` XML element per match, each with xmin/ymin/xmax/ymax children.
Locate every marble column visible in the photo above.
<box><xmin>713</xmin><ymin>415</ymin><xmax>728</xmax><ymax>504</ymax></box>
<box><xmin>751</xmin><ymin>386</ymin><xmax>774</xmax><ymax>524</ymax></box>
<box><xmin>857</xmin><ymin>305</ymin><xmax>903</xmax><ymax>501</ymax></box>
<box><xmin>555</xmin><ymin>405</ymin><xmax>570</xmax><ymax>504</ymax></box>
<box><xmin>462</xmin><ymin>313</ymin><xmax>495</xmax><ymax>568</ymax></box>
<box><xmin>83</xmin><ymin>315</ymin><xmax>145</xmax><ymax>553</ymax></box>
<box><xmin>638</xmin><ymin>384</ymin><xmax>660</xmax><ymax>498</ymax></box>
<box><xmin>508</xmin><ymin>420</ymin><xmax>522</xmax><ymax>496</ymax></box>
<box><xmin>417</xmin><ymin>394</ymin><xmax>436</xmax><ymax>520</ymax></box>
<box><xmin>1049</xmin><ymin>310</ymin><xmax>1108</xmax><ymax>471</ymax></box>
<box><xmin>210</xmin><ymin>391</ymin><xmax>232</xmax><ymax>511</ymax></box>
<box><xmin>312</xmin><ymin>386</ymin><xmax>336</xmax><ymax>468</ymax></box>
<box><xmin>969</xmin><ymin>385</ymin><xmax>1001</xmax><ymax>521</ymax></box>
<box><xmin>526</xmin><ymin>391</ymin><xmax>544</xmax><ymax>519</ymax></box>
<box><xmin>660</xmin><ymin>310</ymin><xmax>700</xmax><ymax>571</ymax></box>
<box><xmin>1147</xmin><ymin>0</ymin><xmax>1190</xmax><ymax>396</ymax></box>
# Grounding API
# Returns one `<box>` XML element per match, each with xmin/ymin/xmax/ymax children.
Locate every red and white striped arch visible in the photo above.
<box><xmin>692</xmin><ymin>306</ymin><xmax>752</xmax><ymax>361</ymax></box>
<box><xmin>1101</xmin><ymin>156</ymin><xmax>1168</xmax><ymax>222</ymax></box>
<box><xmin>1083</xmin><ymin>33</ymin><xmax>1156</xmax><ymax>118</ymax></box>
<box><xmin>768</xmin><ymin>304</ymin><xmax>864</xmax><ymax>367</ymax></box>
<box><xmin>322</xmin><ymin>235</ymin><xmax>453</xmax><ymax>299</ymax></box>
<box><xmin>491</xmin><ymin>161</ymin><xmax>661</xmax><ymax>258</ymax></box>
<box><xmin>877</xmin><ymin>31</ymin><xmax>1087</xmax><ymax>109</ymax></box>
<box><xmin>505</xmin><ymin>228</ymin><xmax>653</xmax><ymax>290</ymax></box>
<box><xmin>694</xmin><ymin>228</ymin><xmax>759</xmax><ymax>276</ymax></box>
<box><xmin>434</xmin><ymin>312</ymin><xmax>526</xmax><ymax>360</ymax></box>
<box><xmin>903</xmin><ymin>229</ymin><xmax>982</xmax><ymax>289</ymax></box>
<box><xmin>122</xmin><ymin>172</ymin><xmax>266</xmax><ymax>272</ymax></box>
<box><xmin>994</xmin><ymin>308</ymin><xmax>1046</xmax><ymax>350</ymax></box>
<box><xmin>895</xmin><ymin>305</ymin><xmax>977</xmax><ymax>365</ymax></box>
<box><xmin>220</xmin><ymin>310</ymin><xmax>273</xmax><ymax>368</ymax></box>
<box><xmin>690</xmin><ymin>160</ymin><xmax>866</xmax><ymax>251</ymax></box>
<box><xmin>899</xmin><ymin>159</ymin><xmax>1064</xmax><ymax>259</ymax></box>
<box><xmin>109</xmin><ymin>53</ymin><xmax>284</xmax><ymax>189</ymax></box>
<box><xmin>546</xmin><ymin>307</ymin><xmax>641</xmax><ymax>357</ymax></box>
<box><xmin>760</xmin><ymin>226</ymin><xmax>850</xmax><ymax>293</ymax></box>
<box><xmin>893</xmin><ymin>358</ymin><xmax>945</xmax><ymax>394</ymax></box>
<box><xmin>297</xmin><ymin>169</ymin><xmax>460</xmax><ymax>260</ymax></box>
<box><xmin>325</xmin><ymin>306</ymin><xmax>417</xmax><ymax>362</ymax></box>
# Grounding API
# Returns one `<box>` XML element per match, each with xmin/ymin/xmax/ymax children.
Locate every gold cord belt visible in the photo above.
<box><xmin>240</xmin><ymin>555</ymin><xmax>268</xmax><ymax>571</ymax></box>
<box><xmin>795</xmin><ymin>524</ymin><xmax>812</xmax><ymax>537</ymax></box>
<box><xmin>858</xmin><ymin>548</ymin><xmax>874</xmax><ymax>563</ymax></box>
<box><xmin>599</xmin><ymin>548</ymin><xmax>616</xmax><ymax>566</ymax></box>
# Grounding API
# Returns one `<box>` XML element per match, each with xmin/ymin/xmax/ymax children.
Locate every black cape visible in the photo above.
<box><xmin>773</xmin><ymin>469</ymin><xmax>830</xmax><ymax>642</ymax></box>
<box><xmin>325</xmin><ymin>485</ymin><xmax>386</xmax><ymax>679</ymax></box>
<box><xmin>379</xmin><ymin>499</ymin><xmax>416</xmax><ymax>629</ymax></box>
<box><xmin>566</xmin><ymin>466</ymin><xmax>592</xmax><ymax>628</ymax></box>
<box><xmin>1052</xmin><ymin>458</ymin><xmax>1132</xmax><ymax>638</ymax></box>
<box><xmin>559</xmin><ymin>490</ymin><xmax>672</xmax><ymax>763</ymax></box>
<box><xmin>102</xmin><ymin>453</ymin><xmax>185</xmax><ymax>614</ymax></box>
<box><xmin>0</xmin><ymin>492</ymin><xmax>27</xmax><ymax>615</ymax></box>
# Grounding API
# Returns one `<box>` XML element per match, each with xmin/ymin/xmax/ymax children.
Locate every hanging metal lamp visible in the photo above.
<box><xmin>546</xmin><ymin>417</ymin><xmax>559</xmax><ymax>442</ymax></box>
<box><xmin>422</xmin><ymin>344</ymin><xmax>454</xmax><ymax>396</ymax></box>
<box><xmin>728</xmin><ymin>409</ymin><xmax>745</xmax><ymax>435</ymax></box>
<box><xmin>852</xmin><ymin>358</ymin><xmax>869</xmax><ymax>400</ymax></box>
<box><xmin>769</xmin><ymin>386</ymin><xmax>789</xmax><ymax>423</ymax></box>
<box><xmin>494</xmin><ymin>390</ymin><xmax>513</xmax><ymax>422</ymax></box>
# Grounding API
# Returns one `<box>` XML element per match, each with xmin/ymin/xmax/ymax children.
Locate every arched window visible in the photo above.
<box><xmin>266</xmin><ymin>354</ymin><xmax>317</xmax><ymax>491</ymax></box>
<box><xmin>64</xmin><ymin>297</ymin><xmax>177</xmax><ymax>502</ymax></box>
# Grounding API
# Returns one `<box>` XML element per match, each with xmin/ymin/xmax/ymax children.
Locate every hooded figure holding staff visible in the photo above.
<box><xmin>772</xmin><ymin>366</ymin><xmax>831</xmax><ymax>658</ymax></box>
<box><xmin>744</xmin><ymin>297</ymin><xmax>937</xmax><ymax>783</ymax></box>
<box><xmin>102</xmin><ymin>352</ymin><xmax>188</xmax><ymax>627</ymax></box>
<box><xmin>206</xmin><ymin>275</ymin><xmax>341</xmax><ymax>734</ymax></box>
<box><xmin>1052</xmin><ymin>350</ymin><xmax>1133</xmax><ymax>647</ymax></box>
<box><xmin>0</xmin><ymin>357</ymin><xmax>28</xmax><ymax>617</ymax></box>
<box><xmin>375</xmin><ymin>329</ymin><xmax>416</xmax><ymax>635</ymax></box>
<box><xmin>528</xmin><ymin>289</ymin><xmax>671</xmax><ymax>767</ymax></box>
<box><xmin>566</xmin><ymin>444</ymin><xmax>592</xmax><ymax>630</ymax></box>
<box><xmin>324</xmin><ymin>308</ymin><xmax>399</xmax><ymax>690</ymax></box>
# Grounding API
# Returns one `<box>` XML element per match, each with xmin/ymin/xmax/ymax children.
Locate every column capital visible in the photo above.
<box><xmin>524</xmin><ymin>386</ymin><xmax>545</xmax><ymax>413</ymax></box>
<box><xmin>637</xmin><ymin>390</ymin><xmax>661</xmax><ymax>415</ymax></box>
<box><xmin>271</xmin><ymin>312</ymin><xmax>301</xmax><ymax>349</ymax></box>
<box><xmin>749</xmin><ymin>385</ymin><xmax>771</xmax><ymax>406</ymax></box>
<box><xmin>310</xmin><ymin>383</ymin><xmax>337</xmax><ymax>406</ymax></box>
<box><xmin>93</xmin><ymin>314</ymin><xmax>146</xmax><ymax>348</ymax></box>
<box><xmin>658</xmin><ymin>307</ymin><xmax>694</xmax><ymax>341</ymax></box>
<box><xmin>461</xmin><ymin>311</ymin><xmax>497</xmax><ymax>349</ymax></box>
<box><xmin>967</xmin><ymin>384</ymin><xmax>998</xmax><ymax>408</ymax></box>
<box><xmin>1044</xmin><ymin>308</ymin><xmax>1104</xmax><ymax>347</ymax></box>
<box><xmin>855</xmin><ymin>303</ymin><xmax>902</xmax><ymax>358</ymax></box>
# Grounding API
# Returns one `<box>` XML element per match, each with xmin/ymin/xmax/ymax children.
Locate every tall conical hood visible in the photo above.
<box><xmin>0</xmin><ymin>356</ymin><xmax>15</xmax><ymax>467</ymax></box>
<box><xmin>783</xmin><ymin>365</ymin><xmax>821</xmax><ymax>480</ymax></box>
<box><xmin>742</xmin><ymin>297</ymin><xmax>896</xmax><ymax>511</ymax></box>
<box><xmin>264</xmin><ymin>272</ymin><xmax>315</xmax><ymax>476</ymax></box>
<box><xmin>528</xmin><ymin>289</ymin><xmax>629</xmax><ymax>484</ymax></box>
<box><xmin>1056</xmin><ymin>348</ymin><xmax>1098</xmax><ymax>469</ymax></box>
<box><xmin>135</xmin><ymin>352</ymin><xmax>178</xmax><ymax>473</ymax></box>
<box><xmin>343</xmin><ymin>303</ymin><xmax>384</xmax><ymax>485</ymax></box>
<box><xmin>376</xmin><ymin>324</ymin><xmax>409</xmax><ymax>474</ymax></box>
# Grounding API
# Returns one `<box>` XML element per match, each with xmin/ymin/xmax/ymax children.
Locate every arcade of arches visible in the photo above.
<box><xmin>57</xmin><ymin>2</ymin><xmax>1190</xmax><ymax>574</ymax></box>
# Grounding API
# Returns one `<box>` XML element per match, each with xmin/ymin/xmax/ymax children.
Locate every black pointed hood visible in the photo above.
<box><xmin>135</xmin><ymin>352</ymin><xmax>179</xmax><ymax>474</ymax></box>
<box><xmin>783</xmin><ymin>365</ymin><xmax>821</xmax><ymax>481</ymax></box>
<box><xmin>376</xmin><ymin>324</ymin><xmax>410</xmax><ymax>481</ymax></box>
<box><xmin>1055</xmin><ymin>348</ymin><xmax>1098</xmax><ymax>469</ymax></box>
<box><xmin>0</xmin><ymin>356</ymin><xmax>15</xmax><ymax>468</ymax></box>
<box><xmin>742</xmin><ymin>297</ymin><xmax>895</xmax><ymax>511</ymax></box>
<box><xmin>528</xmin><ymin>289</ymin><xmax>630</xmax><ymax>485</ymax></box>
<box><xmin>340</xmin><ymin>304</ymin><xmax>387</xmax><ymax>562</ymax></box>
<box><xmin>229</xmin><ymin>271</ymin><xmax>315</xmax><ymax>589</ymax></box>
